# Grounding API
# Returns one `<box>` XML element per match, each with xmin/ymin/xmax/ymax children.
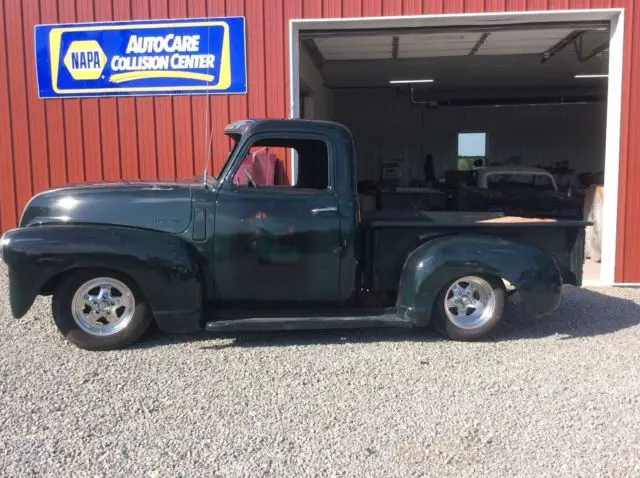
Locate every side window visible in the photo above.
<box><xmin>457</xmin><ymin>132</ymin><xmax>487</xmax><ymax>170</ymax></box>
<box><xmin>232</xmin><ymin>137</ymin><xmax>330</xmax><ymax>191</ymax></box>
<box><xmin>532</xmin><ymin>174</ymin><xmax>555</xmax><ymax>190</ymax></box>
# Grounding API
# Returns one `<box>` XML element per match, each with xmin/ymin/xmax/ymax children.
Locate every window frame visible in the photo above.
<box><xmin>222</xmin><ymin>131</ymin><xmax>336</xmax><ymax>195</ymax></box>
<box><xmin>457</xmin><ymin>131</ymin><xmax>488</xmax><ymax>171</ymax></box>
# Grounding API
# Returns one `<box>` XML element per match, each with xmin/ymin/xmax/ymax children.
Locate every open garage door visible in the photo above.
<box><xmin>293</xmin><ymin>12</ymin><xmax>620</xmax><ymax>284</ymax></box>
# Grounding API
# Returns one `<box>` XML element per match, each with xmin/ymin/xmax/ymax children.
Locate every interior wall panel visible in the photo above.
<box><xmin>333</xmin><ymin>88</ymin><xmax>607</xmax><ymax>182</ymax></box>
<box><xmin>0</xmin><ymin>0</ymin><xmax>637</xmax><ymax>281</ymax></box>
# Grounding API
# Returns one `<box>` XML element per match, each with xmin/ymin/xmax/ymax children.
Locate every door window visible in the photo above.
<box><xmin>231</xmin><ymin>137</ymin><xmax>330</xmax><ymax>191</ymax></box>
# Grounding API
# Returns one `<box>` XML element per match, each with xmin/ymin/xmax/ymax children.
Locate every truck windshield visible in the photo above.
<box><xmin>215</xmin><ymin>134</ymin><xmax>242</xmax><ymax>181</ymax></box>
<box><xmin>487</xmin><ymin>173</ymin><xmax>556</xmax><ymax>191</ymax></box>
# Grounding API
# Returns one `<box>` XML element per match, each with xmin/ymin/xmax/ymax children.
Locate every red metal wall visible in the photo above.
<box><xmin>0</xmin><ymin>0</ymin><xmax>638</xmax><ymax>282</ymax></box>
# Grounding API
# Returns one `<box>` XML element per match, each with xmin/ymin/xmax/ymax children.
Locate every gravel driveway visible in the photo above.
<box><xmin>1</xmin><ymin>264</ymin><xmax>639</xmax><ymax>477</ymax></box>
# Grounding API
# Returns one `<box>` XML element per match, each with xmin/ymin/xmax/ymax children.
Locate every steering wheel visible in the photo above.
<box><xmin>244</xmin><ymin>169</ymin><xmax>257</xmax><ymax>188</ymax></box>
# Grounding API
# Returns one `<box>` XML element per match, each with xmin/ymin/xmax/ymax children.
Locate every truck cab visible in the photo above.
<box><xmin>199</xmin><ymin>118</ymin><xmax>360</xmax><ymax>305</ymax></box>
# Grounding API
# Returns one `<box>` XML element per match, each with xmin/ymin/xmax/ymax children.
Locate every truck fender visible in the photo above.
<box><xmin>396</xmin><ymin>234</ymin><xmax>563</xmax><ymax>326</ymax></box>
<box><xmin>2</xmin><ymin>225</ymin><xmax>202</xmax><ymax>333</ymax></box>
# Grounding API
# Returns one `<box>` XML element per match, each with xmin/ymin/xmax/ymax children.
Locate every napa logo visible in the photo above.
<box><xmin>62</xmin><ymin>40</ymin><xmax>107</xmax><ymax>80</ymax></box>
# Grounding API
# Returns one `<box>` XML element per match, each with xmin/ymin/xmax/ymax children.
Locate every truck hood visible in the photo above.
<box><xmin>20</xmin><ymin>180</ymin><xmax>201</xmax><ymax>234</ymax></box>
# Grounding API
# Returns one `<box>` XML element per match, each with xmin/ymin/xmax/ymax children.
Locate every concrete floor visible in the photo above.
<box><xmin>583</xmin><ymin>259</ymin><xmax>602</xmax><ymax>283</ymax></box>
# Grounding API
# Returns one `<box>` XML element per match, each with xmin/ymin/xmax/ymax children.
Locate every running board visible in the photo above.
<box><xmin>204</xmin><ymin>313</ymin><xmax>410</xmax><ymax>333</ymax></box>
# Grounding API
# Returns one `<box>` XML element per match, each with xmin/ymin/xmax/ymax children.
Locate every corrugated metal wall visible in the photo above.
<box><xmin>0</xmin><ymin>0</ymin><xmax>638</xmax><ymax>282</ymax></box>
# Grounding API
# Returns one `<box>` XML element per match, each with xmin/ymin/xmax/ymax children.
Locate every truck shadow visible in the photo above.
<box><xmin>498</xmin><ymin>285</ymin><xmax>640</xmax><ymax>341</ymax></box>
<box><xmin>137</xmin><ymin>286</ymin><xmax>640</xmax><ymax>350</ymax></box>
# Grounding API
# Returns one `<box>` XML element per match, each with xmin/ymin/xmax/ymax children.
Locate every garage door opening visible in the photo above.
<box><xmin>291</xmin><ymin>10</ymin><xmax>624</xmax><ymax>285</ymax></box>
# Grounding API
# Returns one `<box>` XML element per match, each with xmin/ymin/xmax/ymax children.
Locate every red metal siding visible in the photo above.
<box><xmin>168</xmin><ymin>0</ymin><xmax>193</xmax><ymax>180</ymax></box>
<box><xmin>402</xmin><ymin>0</ymin><xmax>423</xmax><ymax>15</ymax></box>
<box><xmin>0</xmin><ymin>0</ymin><xmax>638</xmax><ymax>281</ymax></box>
<box><xmin>6</xmin><ymin>0</ymin><xmax>34</xmax><ymax>215</ymax></box>
<box><xmin>0</xmin><ymin>0</ymin><xmax>16</xmax><ymax>231</ymax></box>
<box><xmin>616</xmin><ymin>0</ymin><xmax>638</xmax><ymax>281</ymax></box>
<box><xmin>95</xmin><ymin>0</ymin><xmax>122</xmax><ymax>181</ymax></box>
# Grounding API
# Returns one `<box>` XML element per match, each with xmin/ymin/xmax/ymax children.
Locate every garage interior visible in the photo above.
<box><xmin>297</xmin><ymin>22</ymin><xmax>610</xmax><ymax>283</ymax></box>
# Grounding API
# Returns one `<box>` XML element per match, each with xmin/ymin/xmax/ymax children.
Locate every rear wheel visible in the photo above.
<box><xmin>433</xmin><ymin>275</ymin><xmax>506</xmax><ymax>340</ymax></box>
<box><xmin>52</xmin><ymin>270</ymin><xmax>152</xmax><ymax>350</ymax></box>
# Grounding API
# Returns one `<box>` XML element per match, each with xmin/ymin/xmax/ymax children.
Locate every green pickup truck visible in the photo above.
<box><xmin>0</xmin><ymin>119</ymin><xmax>588</xmax><ymax>350</ymax></box>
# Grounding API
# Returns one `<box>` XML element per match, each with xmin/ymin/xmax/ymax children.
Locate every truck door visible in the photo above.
<box><xmin>213</xmin><ymin>133</ymin><xmax>342</xmax><ymax>303</ymax></box>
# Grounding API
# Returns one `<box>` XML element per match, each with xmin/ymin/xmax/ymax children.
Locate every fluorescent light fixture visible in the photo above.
<box><xmin>389</xmin><ymin>78</ymin><xmax>435</xmax><ymax>84</ymax></box>
<box><xmin>574</xmin><ymin>74</ymin><xmax>608</xmax><ymax>79</ymax></box>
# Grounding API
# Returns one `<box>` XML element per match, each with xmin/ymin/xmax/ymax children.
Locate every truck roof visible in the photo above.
<box><xmin>223</xmin><ymin>118</ymin><xmax>352</xmax><ymax>138</ymax></box>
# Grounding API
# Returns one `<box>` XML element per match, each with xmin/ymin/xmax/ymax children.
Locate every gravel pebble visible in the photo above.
<box><xmin>1</xmin><ymin>263</ymin><xmax>639</xmax><ymax>477</ymax></box>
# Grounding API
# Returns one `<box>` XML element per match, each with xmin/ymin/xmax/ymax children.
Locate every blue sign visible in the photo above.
<box><xmin>34</xmin><ymin>17</ymin><xmax>247</xmax><ymax>98</ymax></box>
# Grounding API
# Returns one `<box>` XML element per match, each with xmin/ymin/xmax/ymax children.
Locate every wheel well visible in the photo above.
<box><xmin>40</xmin><ymin>270</ymin><xmax>73</xmax><ymax>296</ymax></box>
<box><xmin>40</xmin><ymin>267</ymin><xmax>146</xmax><ymax>302</ymax></box>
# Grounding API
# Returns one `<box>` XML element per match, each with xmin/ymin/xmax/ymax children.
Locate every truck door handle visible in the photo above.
<box><xmin>311</xmin><ymin>206</ymin><xmax>338</xmax><ymax>215</ymax></box>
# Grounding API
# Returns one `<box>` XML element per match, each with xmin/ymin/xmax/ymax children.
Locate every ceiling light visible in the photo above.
<box><xmin>574</xmin><ymin>74</ymin><xmax>608</xmax><ymax>79</ymax></box>
<box><xmin>389</xmin><ymin>78</ymin><xmax>435</xmax><ymax>84</ymax></box>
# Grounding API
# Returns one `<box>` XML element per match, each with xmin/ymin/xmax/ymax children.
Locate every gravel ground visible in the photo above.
<box><xmin>1</xmin><ymin>264</ymin><xmax>639</xmax><ymax>477</ymax></box>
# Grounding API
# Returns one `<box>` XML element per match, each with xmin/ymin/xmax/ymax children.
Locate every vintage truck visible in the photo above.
<box><xmin>0</xmin><ymin>119</ymin><xmax>588</xmax><ymax>350</ymax></box>
<box><xmin>447</xmin><ymin>165</ymin><xmax>584</xmax><ymax>219</ymax></box>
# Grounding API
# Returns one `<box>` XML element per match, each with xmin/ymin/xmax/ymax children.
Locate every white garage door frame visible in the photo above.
<box><xmin>289</xmin><ymin>8</ymin><xmax>625</xmax><ymax>286</ymax></box>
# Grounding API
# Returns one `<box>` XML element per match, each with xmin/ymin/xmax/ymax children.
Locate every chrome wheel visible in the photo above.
<box><xmin>71</xmin><ymin>277</ymin><xmax>135</xmax><ymax>336</ymax></box>
<box><xmin>444</xmin><ymin>276</ymin><xmax>497</xmax><ymax>330</ymax></box>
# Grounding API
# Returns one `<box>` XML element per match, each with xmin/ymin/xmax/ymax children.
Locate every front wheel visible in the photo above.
<box><xmin>52</xmin><ymin>270</ymin><xmax>152</xmax><ymax>350</ymax></box>
<box><xmin>433</xmin><ymin>275</ymin><xmax>506</xmax><ymax>341</ymax></box>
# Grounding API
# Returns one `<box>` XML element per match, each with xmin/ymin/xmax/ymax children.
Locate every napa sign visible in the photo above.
<box><xmin>34</xmin><ymin>17</ymin><xmax>247</xmax><ymax>98</ymax></box>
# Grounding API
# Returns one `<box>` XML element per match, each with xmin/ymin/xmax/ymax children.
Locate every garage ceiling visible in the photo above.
<box><xmin>314</xmin><ymin>28</ymin><xmax>580</xmax><ymax>60</ymax></box>
<box><xmin>305</xmin><ymin>25</ymin><xmax>610</xmax><ymax>91</ymax></box>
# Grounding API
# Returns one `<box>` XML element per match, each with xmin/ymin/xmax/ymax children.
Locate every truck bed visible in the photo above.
<box><xmin>362</xmin><ymin>210</ymin><xmax>589</xmax><ymax>291</ymax></box>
